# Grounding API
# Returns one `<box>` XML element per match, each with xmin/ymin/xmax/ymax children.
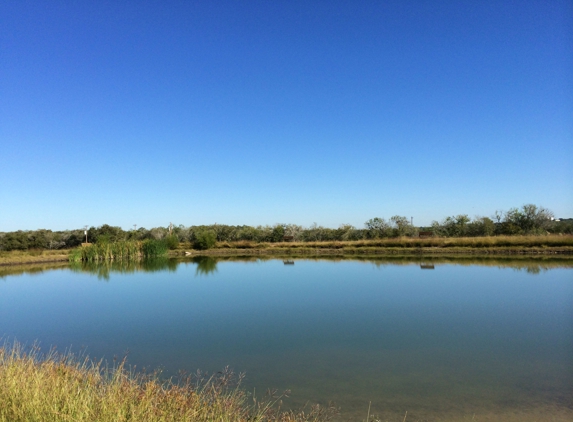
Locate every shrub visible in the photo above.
<box><xmin>164</xmin><ymin>234</ymin><xmax>179</xmax><ymax>250</ymax></box>
<box><xmin>193</xmin><ymin>230</ymin><xmax>217</xmax><ymax>250</ymax></box>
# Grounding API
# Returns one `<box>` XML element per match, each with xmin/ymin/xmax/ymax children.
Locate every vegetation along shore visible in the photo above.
<box><xmin>0</xmin><ymin>340</ymin><xmax>337</xmax><ymax>422</ymax></box>
<box><xmin>0</xmin><ymin>235</ymin><xmax>570</xmax><ymax>267</ymax></box>
<box><xmin>0</xmin><ymin>204</ymin><xmax>571</xmax><ymax>265</ymax></box>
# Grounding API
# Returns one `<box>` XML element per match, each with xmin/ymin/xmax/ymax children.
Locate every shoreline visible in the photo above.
<box><xmin>1</xmin><ymin>246</ymin><xmax>573</xmax><ymax>267</ymax></box>
<box><xmin>178</xmin><ymin>246</ymin><xmax>573</xmax><ymax>257</ymax></box>
<box><xmin>0</xmin><ymin>254</ymin><xmax>69</xmax><ymax>267</ymax></box>
<box><xmin>2</xmin><ymin>236</ymin><xmax>572</xmax><ymax>267</ymax></box>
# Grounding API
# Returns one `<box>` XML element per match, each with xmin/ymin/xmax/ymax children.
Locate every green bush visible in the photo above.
<box><xmin>193</xmin><ymin>230</ymin><xmax>217</xmax><ymax>250</ymax></box>
<box><xmin>271</xmin><ymin>225</ymin><xmax>285</xmax><ymax>242</ymax></box>
<box><xmin>165</xmin><ymin>234</ymin><xmax>179</xmax><ymax>250</ymax></box>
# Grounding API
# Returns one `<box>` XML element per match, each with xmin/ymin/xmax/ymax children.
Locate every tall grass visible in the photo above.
<box><xmin>0</xmin><ymin>341</ymin><xmax>337</xmax><ymax>422</ymax></box>
<box><xmin>69</xmin><ymin>240</ymin><xmax>168</xmax><ymax>262</ymax></box>
<box><xmin>141</xmin><ymin>239</ymin><xmax>168</xmax><ymax>258</ymax></box>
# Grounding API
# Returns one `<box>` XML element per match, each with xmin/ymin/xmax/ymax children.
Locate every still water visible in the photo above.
<box><xmin>1</xmin><ymin>257</ymin><xmax>572</xmax><ymax>421</ymax></box>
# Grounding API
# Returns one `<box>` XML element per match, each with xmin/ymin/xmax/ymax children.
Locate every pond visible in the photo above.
<box><xmin>1</xmin><ymin>257</ymin><xmax>572</xmax><ymax>421</ymax></box>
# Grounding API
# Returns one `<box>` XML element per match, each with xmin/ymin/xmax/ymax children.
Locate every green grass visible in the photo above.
<box><xmin>0</xmin><ymin>341</ymin><xmax>337</xmax><ymax>422</ymax></box>
<box><xmin>141</xmin><ymin>239</ymin><xmax>168</xmax><ymax>258</ymax></box>
<box><xmin>69</xmin><ymin>240</ymin><xmax>168</xmax><ymax>262</ymax></box>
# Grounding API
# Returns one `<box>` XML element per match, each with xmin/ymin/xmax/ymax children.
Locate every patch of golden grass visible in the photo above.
<box><xmin>0</xmin><ymin>249</ymin><xmax>70</xmax><ymax>265</ymax></box>
<box><xmin>217</xmin><ymin>241</ymin><xmax>260</xmax><ymax>249</ymax></box>
<box><xmin>0</xmin><ymin>341</ymin><xmax>337</xmax><ymax>422</ymax></box>
<box><xmin>214</xmin><ymin>235</ymin><xmax>573</xmax><ymax>250</ymax></box>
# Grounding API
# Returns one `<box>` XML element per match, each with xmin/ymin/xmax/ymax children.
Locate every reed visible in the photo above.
<box><xmin>0</xmin><ymin>341</ymin><xmax>337</xmax><ymax>422</ymax></box>
<box><xmin>141</xmin><ymin>239</ymin><xmax>168</xmax><ymax>258</ymax></box>
<box><xmin>67</xmin><ymin>248</ymin><xmax>83</xmax><ymax>262</ymax></box>
<box><xmin>68</xmin><ymin>240</ymin><xmax>168</xmax><ymax>262</ymax></box>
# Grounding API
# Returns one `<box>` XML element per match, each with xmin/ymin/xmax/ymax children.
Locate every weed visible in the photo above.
<box><xmin>0</xmin><ymin>340</ymin><xmax>337</xmax><ymax>422</ymax></box>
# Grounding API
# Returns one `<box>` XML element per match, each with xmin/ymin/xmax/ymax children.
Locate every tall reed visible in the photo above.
<box><xmin>68</xmin><ymin>240</ymin><xmax>148</xmax><ymax>262</ymax></box>
<box><xmin>141</xmin><ymin>239</ymin><xmax>168</xmax><ymax>258</ymax></box>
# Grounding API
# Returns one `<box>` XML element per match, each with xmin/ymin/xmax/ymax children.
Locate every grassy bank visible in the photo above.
<box><xmin>214</xmin><ymin>235</ymin><xmax>573</xmax><ymax>249</ymax></box>
<box><xmin>0</xmin><ymin>341</ymin><xmax>336</xmax><ymax>422</ymax></box>
<box><xmin>179</xmin><ymin>235</ymin><xmax>573</xmax><ymax>256</ymax></box>
<box><xmin>182</xmin><ymin>246</ymin><xmax>573</xmax><ymax>257</ymax></box>
<box><xmin>0</xmin><ymin>249</ymin><xmax>70</xmax><ymax>266</ymax></box>
<box><xmin>1</xmin><ymin>235</ymin><xmax>571</xmax><ymax>266</ymax></box>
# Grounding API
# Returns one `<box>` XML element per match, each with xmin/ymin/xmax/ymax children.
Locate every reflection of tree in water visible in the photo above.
<box><xmin>69</xmin><ymin>257</ymin><xmax>176</xmax><ymax>280</ymax></box>
<box><xmin>193</xmin><ymin>256</ymin><xmax>218</xmax><ymax>276</ymax></box>
<box><xmin>364</xmin><ymin>256</ymin><xmax>570</xmax><ymax>275</ymax></box>
<box><xmin>511</xmin><ymin>264</ymin><xmax>548</xmax><ymax>275</ymax></box>
<box><xmin>525</xmin><ymin>266</ymin><xmax>541</xmax><ymax>274</ymax></box>
<box><xmin>522</xmin><ymin>265</ymin><xmax>543</xmax><ymax>274</ymax></box>
<box><xmin>141</xmin><ymin>258</ymin><xmax>178</xmax><ymax>272</ymax></box>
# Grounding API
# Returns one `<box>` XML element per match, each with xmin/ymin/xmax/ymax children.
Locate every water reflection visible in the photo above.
<box><xmin>0</xmin><ymin>262</ymin><xmax>69</xmax><ymax>279</ymax></box>
<box><xmin>1</xmin><ymin>256</ymin><xmax>572</xmax><ymax>421</ymax></box>
<box><xmin>68</xmin><ymin>257</ymin><xmax>178</xmax><ymax>280</ymax></box>
<box><xmin>192</xmin><ymin>256</ymin><xmax>218</xmax><ymax>276</ymax></box>
<box><xmin>2</xmin><ymin>256</ymin><xmax>573</xmax><ymax>279</ymax></box>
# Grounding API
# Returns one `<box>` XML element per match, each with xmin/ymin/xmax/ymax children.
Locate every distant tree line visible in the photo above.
<box><xmin>0</xmin><ymin>204</ymin><xmax>571</xmax><ymax>252</ymax></box>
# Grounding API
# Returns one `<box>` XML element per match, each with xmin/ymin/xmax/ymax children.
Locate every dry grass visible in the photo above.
<box><xmin>0</xmin><ymin>341</ymin><xmax>337</xmax><ymax>422</ymax></box>
<box><xmin>0</xmin><ymin>249</ymin><xmax>69</xmax><ymax>266</ymax></box>
<box><xmin>213</xmin><ymin>235</ymin><xmax>573</xmax><ymax>250</ymax></box>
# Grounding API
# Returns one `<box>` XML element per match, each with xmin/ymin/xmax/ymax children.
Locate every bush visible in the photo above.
<box><xmin>193</xmin><ymin>230</ymin><xmax>217</xmax><ymax>250</ymax></box>
<box><xmin>165</xmin><ymin>234</ymin><xmax>179</xmax><ymax>250</ymax></box>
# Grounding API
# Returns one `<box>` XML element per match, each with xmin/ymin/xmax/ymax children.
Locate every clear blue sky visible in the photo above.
<box><xmin>1</xmin><ymin>0</ymin><xmax>571</xmax><ymax>231</ymax></box>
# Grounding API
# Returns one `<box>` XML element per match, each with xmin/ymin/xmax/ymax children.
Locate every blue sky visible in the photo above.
<box><xmin>1</xmin><ymin>0</ymin><xmax>571</xmax><ymax>231</ymax></box>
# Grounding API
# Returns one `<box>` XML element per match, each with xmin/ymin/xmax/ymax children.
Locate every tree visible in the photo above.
<box><xmin>453</xmin><ymin>215</ymin><xmax>470</xmax><ymax>237</ymax></box>
<box><xmin>504</xmin><ymin>204</ymin><xmax>553</xmax><ymax>234</ymax></box>
<box><xmin>2</xmin><ymin>231</ymin><xmax>29</xmax><ymax>251</ymax></box>
<box><xmin>150</xmin><ymin>227</ymin><xmax>167</xmax><ymax>240</ymax></box>
<box><xmin>284</xmin><ymin>224</ymin><xmax>304</xmax><ymax>241</ymax></box>
<box><xmin>271</xmin><ymin>224</ymin><xmax>285</xmax><ymax>242</ymax></box>
<box><xmin>337</xmin><ymin>224</ymin><xmax>362</xmax><ymax>241</ymax></box>
<box><xmin>390</xmin><ymin>216</ymin><xmax>415</xmax><ymax>237</ymax></box>
<box><xmin>433</xmin><ymin>215</ymin><xmax>470</xmax><ymax>237</ymax></box>
<box><xmin>364</xmin><ymin>218</ymin><xmax>390</xmax><ymax>238</ymax></box>
<box><xmin>468</xmin><ymin>217</ymin><xmax>495</xmax><ymax>236</ymax></box>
